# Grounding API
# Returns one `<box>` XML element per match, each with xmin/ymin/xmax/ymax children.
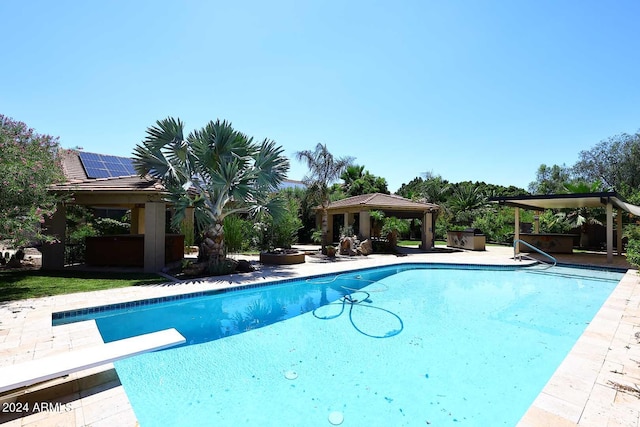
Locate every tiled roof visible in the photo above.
<box><xmin>326</xmin><ymin>193</ymin><xmax>438</xmax><ymax>211</ymax></box>
<box><xmin>51</xmin><ymin>150</ymin><xmax>165</xmax><ymax>193</ymax></box>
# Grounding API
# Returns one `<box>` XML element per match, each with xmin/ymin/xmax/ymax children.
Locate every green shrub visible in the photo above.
<box><xmin>224</xmin><ymin>215</ymin><xmax>252</xmax><ymax>254</ymax></box>
<box><xmin>271</xmin><ymin>197</ymin><xmax>303</xmax><ymax>249</ymax></box>
<box><xmin>472</xmin><ymin>211</ymin><xmax>511</xmax><ymax>244</ymax></box>
<box><xmin>626</xmin><ymin>239</ymin><xmax>640</xmax><ymax>269</ymax></box>
<box><xmin>94</xmin><ymin>217</ymin><xmax>130</xmax><ymax>235</ymax></box>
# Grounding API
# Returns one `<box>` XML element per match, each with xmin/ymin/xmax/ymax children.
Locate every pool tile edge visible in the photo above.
<box><xmin>517</xmin><ymin>269</ymin><xmax>640</xmax><ymax>427</ymax></box>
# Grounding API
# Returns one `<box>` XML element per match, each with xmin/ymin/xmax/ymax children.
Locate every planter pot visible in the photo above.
<box><xmin>259</xmin><ymin>251</ymin><xmax>305</xmax><ymax>265</ymax></box>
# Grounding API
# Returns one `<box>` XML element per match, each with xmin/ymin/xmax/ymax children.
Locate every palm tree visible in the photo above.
<box><xmin>340</xmin><ymin>164</ymin><xmax>365</xmax><ymax>194</ymax></box>
<box><xmin>295</xmin><ymin>143</ymin><xmax>353</xmax><ymax>249</ymax></box>
<box><xmin>132</xmin><ymin>117</ymin><xmax>289</xmax><ymax>272</ymax></box>
<box><xmin>447</xmin><ymin>183</ymin><xmax>488</xmax><ymax>226</ymax></box>
<box><xmin>558</xmin><ymin>181</ymin><xmax>605</xmax><ymax>247</ymax></box>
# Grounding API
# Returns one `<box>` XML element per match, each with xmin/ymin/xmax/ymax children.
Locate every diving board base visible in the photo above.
<box><xmin>0</xmin><ymin>328</ymin><xmax>185</xmax><ymax>394</ymax></box>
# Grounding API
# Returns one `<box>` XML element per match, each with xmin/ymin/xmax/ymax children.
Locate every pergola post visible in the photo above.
<box><xmin>422</xmin><ymin>211</ymin><xmax>434</xmax><ymax>251</ymax></box>
<box><xmin>130</xmin><ymin>205</ymin><xmax>144</xmax><ymax>234</ymax></box>
<box><xmin>617</xmin><ymin>208</ymin><xmax>623</xmax><ymax>256</ymax></box>
<box><xmin>343</xmin><ymin>212</ymin><xmax>351</xmax><ymax>234</ymax></box>
<box><xmin>41</xmin><ymin>203</ymin><xmax>66</xmax><ymax>270</ymax></box>
<box><xmin>359</xmin><ymin>211</ymin><xmax>371</xmax><ymax>239</ymax></box>
<box><xmin>606</xmin><ymin>202</ymin><xmax>613</xmax><ymax>263</ymax></box>
<box><xmin>514</xmin><ymin>207</ymin><xmax>520</xmax><ymax>256</ymax></box>
<box><xmin>144</xmin><ymin>201</ymin><xmax>166</xmax><ymax>272</ymax></box>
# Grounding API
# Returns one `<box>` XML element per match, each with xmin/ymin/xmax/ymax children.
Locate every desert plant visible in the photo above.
<box><xmin>381</xmin><ymin>217</ymin><xmax>410</xmax><ymax>248</ymax></box>
<box><xmin>133</xmin><ymin>118</ymin><xmax>289</xmax><ymax>274</ymax></box>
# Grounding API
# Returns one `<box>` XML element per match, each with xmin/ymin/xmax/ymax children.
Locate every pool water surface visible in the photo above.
<box><xmin>78</xmin><ymin>265</ymin><xmax>622</xmax><ymax>426</ymax></box>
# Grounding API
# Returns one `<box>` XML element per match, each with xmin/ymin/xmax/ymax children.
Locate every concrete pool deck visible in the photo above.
<box><xmin>0</xmin><ymin>245</ymin><xmax>638</xmax><ymax>426</ymax></box>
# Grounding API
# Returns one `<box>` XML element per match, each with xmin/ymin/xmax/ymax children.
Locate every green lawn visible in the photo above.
<box><xmin>0</xmin><ymin>270</ymin><xmax>167</xmax><ymax>302</ymax></box>
<box><xmin>397</xmin><ymin>239</ymin><xmax>447</xmax><ymax>247</ymax></box>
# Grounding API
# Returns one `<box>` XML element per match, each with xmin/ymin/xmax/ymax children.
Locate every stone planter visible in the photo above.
<box><xmin>259</xmin><ymin>250</ymin><xmax>305</xmax><ymax>265</ymax></box>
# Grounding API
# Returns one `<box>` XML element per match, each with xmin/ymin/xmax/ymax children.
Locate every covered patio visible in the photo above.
<box><xmin>43</xmin><ymin>150</ymin><xmax>186</xmax><ymax>273</ymax></box>
<box><xmin>320</xmin><ymin>193</ymin><xmax>439</xmax><ymax>250</ymax></box>
<box><xmin>491</xmin><ymin>191</ymin><xmax>640</xmax><ymax>263</ymax></box>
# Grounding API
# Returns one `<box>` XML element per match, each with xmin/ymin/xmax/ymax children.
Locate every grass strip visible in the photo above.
<box><xmin>0</xmin><ymin>270</ymin><xmax>167</xmax><ymax>302</ymax></box>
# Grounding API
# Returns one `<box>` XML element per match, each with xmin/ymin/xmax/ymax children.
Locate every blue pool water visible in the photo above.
<box><xmin>57</xmin><ymin>264</ymin><xmax>624</xmax><ymax>426</ymax></box>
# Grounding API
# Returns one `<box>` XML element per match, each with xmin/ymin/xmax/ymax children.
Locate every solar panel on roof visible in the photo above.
<box><xmin>78</xmin><ymin>152</ymin><xmax>137</xmax><ymax>179</ymax></box>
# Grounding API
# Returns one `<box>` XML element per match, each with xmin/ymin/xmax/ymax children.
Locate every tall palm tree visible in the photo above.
<box><xmin>295</xmin><ymin>143</ymin><xmax>353</xmax><ymax>249</ymax></box>
<box><xmin>132</xmin><ymin>117</ymin><xmax>289</xmax><ymax>272</ymax></box>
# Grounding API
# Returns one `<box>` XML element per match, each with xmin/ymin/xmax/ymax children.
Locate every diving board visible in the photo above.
<box><xmin>0</xmin><ymin>328</ymin><xmax>185</xmax><ymax>394</ymax></box>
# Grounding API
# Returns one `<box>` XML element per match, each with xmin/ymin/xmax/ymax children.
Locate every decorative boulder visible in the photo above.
<box><xmin>359</xmin><ymin>239</ymin><xmax>373</xmax><ymax>256</ymax></box>
<box><xmin>236</xmin><ymin>259</ymin><xmax>255</xmax><ymax>272</ymax></box>
<box><xmin>340</xmin><ymin>237</ymin><xmax>357</xmax><ymax>256</ymax></box>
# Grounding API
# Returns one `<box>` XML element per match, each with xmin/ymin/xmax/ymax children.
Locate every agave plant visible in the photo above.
<box><xmin>132</xmin><ymin>117</ymin><xmax>289</xmax><ymax>272</ymax></box>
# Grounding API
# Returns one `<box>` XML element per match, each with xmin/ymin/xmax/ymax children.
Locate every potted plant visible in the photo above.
<box><xmin>324</xmin><ymin>245</ymin><xmax>337</xmax><ymax>257</ymax></box>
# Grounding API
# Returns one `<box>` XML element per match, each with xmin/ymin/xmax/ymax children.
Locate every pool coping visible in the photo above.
<box><xmin>1</xmin><ymin>248</ymin><xmax>639</xmax><ymax>426</ymax></box>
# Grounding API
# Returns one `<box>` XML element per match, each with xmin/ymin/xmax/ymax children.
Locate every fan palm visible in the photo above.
<box><xmin>447</xmin><ymin>183</ymin><xmax>488</xmax><ymax>226</ymax></box>
<box><xmin>340</xmin><ymin>164</ymin><xmax>365</xmax><ymax>194</ymax></box>
<box><xmin>558</xmin><ymin>181</ymin><xmax>605</xmax><ymax>247</ymax></box>
<box><xmin>295</xmin><ymin>143</ymin><xmax>353</xmax><ymax>248</ymax></box>
<box><xmin>132</xmin><ymin>117</ymin><xmax>289</xmax><ymax>272</ymax></box>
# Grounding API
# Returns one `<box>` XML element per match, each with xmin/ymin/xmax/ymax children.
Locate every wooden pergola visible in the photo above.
<box><xmin>491</xmin><ymin>192</ymin><xmax>640</xmax><ymax>263</ymax></box>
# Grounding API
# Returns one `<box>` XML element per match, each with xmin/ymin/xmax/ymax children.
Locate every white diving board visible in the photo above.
<box><xmin>0</xmin><ymin>328</ymin><xmax>185</xmax><ymax>394</ymax></box>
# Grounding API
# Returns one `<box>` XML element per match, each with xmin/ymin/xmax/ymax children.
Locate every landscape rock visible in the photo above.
<box><xmin>359</xmin><ymin>239</ymin><xmax>373</xmax><ymax>255</ymax></box>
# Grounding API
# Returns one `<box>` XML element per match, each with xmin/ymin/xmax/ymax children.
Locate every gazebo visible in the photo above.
<box><xmin>43</xmin><ymin>150</ymin><xmax>183</xmax><ymax>272</ymax></box>
<box><xmin>491</xmin><ymin>191</ymin><xmax>640</xmax><ymax>263</ymax></box>
<box><xmin>319</xmin><ymin>193</ymin><xmax>439</xmax><ymax>250</ymax></box>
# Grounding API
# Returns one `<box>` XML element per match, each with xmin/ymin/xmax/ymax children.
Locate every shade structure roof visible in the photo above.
<box><xmin>490</xmin><ymin>191</ymin><xmax>640</xmax><ymax>216</ymax></box>
<box><xmin>324</xmin><ymin>193</ymin><xmax>438</xmax><ymax>219</ymax></box>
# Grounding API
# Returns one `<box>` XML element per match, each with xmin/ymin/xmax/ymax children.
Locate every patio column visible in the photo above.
<box><xmin>514</xmin><ymin>207</ymin><xmax>520</xmax><ymax>255</ymax></box>
<box><xmin>617</xmin><ymin>208</ymin><xmax>623</xmax><ymax>256</ymax></box>
<box><xmin>422</xmin><ymin>211</ymin><xmax>434</xmax><ymax>251</ymax></box>
<box><xmin>144</xmin><ymin>201</ymin><xmax>166</xmax><ymax>272</ymax></box>
<box><xmin>606</xmin><ymin>202</ymin><xmax>613</xmax><ymax>263</ymax></box>
<box><xmin>359</xmin><ymin>211</ymin><xmax>371</xmax><ymax>239</ymax></box>
<box><xmin>41</xmin><ymin>203</ymin><xmax>66</xmax><ymax>270</ymax></box>
<box><xmin>130</xmin><ymin>205</ymin><xmax>144</xmax><ymax>234</ymax></box>
<box><xmin>344</xmin><ymin>212</ymin><xmax>353</xmax><ymax>235</ymax></box>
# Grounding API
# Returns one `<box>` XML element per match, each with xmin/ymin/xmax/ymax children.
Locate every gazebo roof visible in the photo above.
<box><xmin>490</xmin><ymin>191</ymin><xmax>640</xmax><ymax>216</ymax></box>
<box><xmin>325</xmin><ymin>193</ymin><xmax>438</xmax><ymax>213</ymax></box>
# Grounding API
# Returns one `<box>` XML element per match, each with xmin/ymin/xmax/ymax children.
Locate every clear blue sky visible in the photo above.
<box><xmin>2</xmin><ymin>0</ymin><xmax>639</xmax><ymax>193</ymax></box>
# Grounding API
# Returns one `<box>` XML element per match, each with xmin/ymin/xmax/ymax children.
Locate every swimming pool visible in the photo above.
<box><xmin>53</xmin><ymin>263</ymin><xmax>624</xmax><ymax>426</ymax></box>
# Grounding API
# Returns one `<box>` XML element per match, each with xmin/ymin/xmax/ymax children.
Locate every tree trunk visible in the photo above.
<box><xmin>201</xmin><ymin>220</ymin><xmax>226</xmax><ymax>271</ymax></box>
<box><xmin>321</xmin><ymin>208</ymin><xmax>329</xmax><ymax>250</ymax></box>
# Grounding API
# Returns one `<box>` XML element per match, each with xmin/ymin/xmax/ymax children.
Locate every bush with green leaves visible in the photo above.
<box><xmin>538</xmin><ymin>209</ymin><xmax>572</xmax><ymax>234</ymax></box>
<box><xmin>626</xmin><ymin>239</ymin><xmax>640</xmax><ymax>269</ymax></box>
<box><xmin>0</xmin><ymin>115</ymin><xmax>64</xmax><ymax>248</ymax></box>
<box><xmin>472</xmin><ymin>208</ymin><xmax>516</xmax><ymax>244</ymax></box>
<box><xmin>271</xmin><ymin>197</ymin><xmax>303</xmax><ymax>249</ymax></box>
<box><xmin>94</xmin><ymin>217</ymin><xmax>130</xmax><ymax>235</ymax></box>
<box><xmin>224</xmin><ymin>214</ymin><xmax>252</xmax><ymax>254</ymax></box>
